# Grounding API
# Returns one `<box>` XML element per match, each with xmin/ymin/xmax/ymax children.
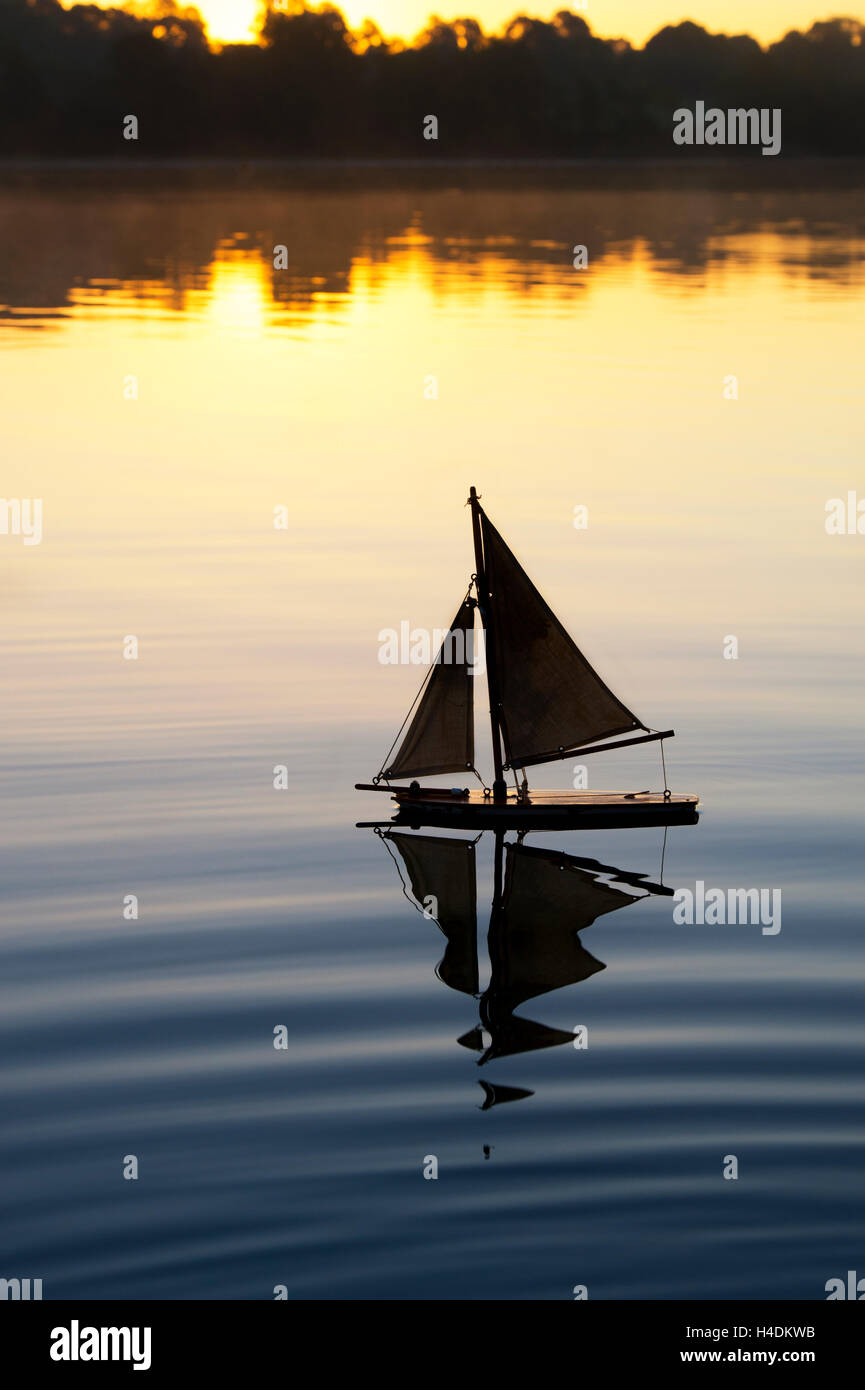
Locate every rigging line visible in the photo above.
<box><xmin>374</xmin><ymin>579</ymin><xmax>475</xmax><ymax>781</ymax></box>
<box><xmin>646</xmin><ymin>725</ymin><xmax>671</xmax><ymax>799</ymax></box>
<box><xmin>375</xmin><ymin>663</ymin><xmax>435</xmax><ymax>782</ymax></box>
<box><xmin>659</xmin><ymin>824</ymin><xmax>669</xmax><ymax>886</ymax></box>
<box><xmin>469</xmin><ymin>765</ymin><xmax>490</xmax><ymax>792</ymax></box>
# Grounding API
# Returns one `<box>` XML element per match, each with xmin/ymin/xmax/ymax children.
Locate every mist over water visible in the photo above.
<box><xmin>1</xmin><ymin>177</ymin><xmax>863</xmax><ymax>1299</ymax></box>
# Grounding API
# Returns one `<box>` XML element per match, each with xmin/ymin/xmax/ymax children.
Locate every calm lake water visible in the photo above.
<box><xmin>1</xmin><ymin>175</ymin><xmax>863</xmax><ymax>1300</ymax></box>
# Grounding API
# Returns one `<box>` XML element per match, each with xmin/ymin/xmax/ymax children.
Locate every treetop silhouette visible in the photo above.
<box><xmin>0</xmin><ymin>1</ymin><xmax>862</xmax><ymax>156</ymax></box>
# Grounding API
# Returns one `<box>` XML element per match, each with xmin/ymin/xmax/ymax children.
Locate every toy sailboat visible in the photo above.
<box><xmin>356</xmin><ymin>488</ymin><xmax>699</xmax><ymax>828</ymax></box>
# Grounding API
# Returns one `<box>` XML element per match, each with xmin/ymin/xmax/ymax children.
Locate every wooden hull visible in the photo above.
<box><xmin>356</xmin><ymin>784</ymin><xmax>699</xmax><ymax>831</ymax></box>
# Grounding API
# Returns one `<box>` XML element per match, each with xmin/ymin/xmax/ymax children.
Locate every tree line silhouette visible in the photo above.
<box><xmin>1</xmin><ymin>1</ymin><xmax>864</xmax><ymax>157</ymax></box>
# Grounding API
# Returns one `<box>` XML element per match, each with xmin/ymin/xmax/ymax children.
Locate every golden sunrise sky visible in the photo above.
<box><xmin>194</xmin><ymin>3</ymin><xmax>852</xmax><ymax>45</ymax></box>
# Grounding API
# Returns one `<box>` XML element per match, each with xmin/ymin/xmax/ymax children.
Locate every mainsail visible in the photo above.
<box><xmin>479</xmin><ymin>509</ymin><xmax>643</xmax><ymax>770</ymax></box>
<box><xmin>388</xmin><ymin>832</ymin><xmax>479</xmax><ymax>995</ymax></box>
<box><xmin>382</xmin><ymin>598</ymin><xmax>476</xmax><ymax>780</ymax></box>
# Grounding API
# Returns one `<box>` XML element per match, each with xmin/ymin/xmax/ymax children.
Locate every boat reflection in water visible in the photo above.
<box><xmin>365</xmin><ymin>822</ymin><xmax>675</xmax><ymax>1107</ymax></box>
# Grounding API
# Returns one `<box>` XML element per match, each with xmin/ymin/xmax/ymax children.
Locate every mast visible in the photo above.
<box><xmin>468</xmin><ymin>487</ymin><xmax>508</xmax><ymax>801</ymax></box>
<box><xmin>480</xmin><ymin>827</ymin><xmax>506</xmax><ymax>1039</ymax></box>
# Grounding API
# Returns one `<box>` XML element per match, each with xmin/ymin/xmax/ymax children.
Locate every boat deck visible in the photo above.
<box><xmin>355</xmin><ymin>784</ymin><xmax>700</xmax><ymax>830</ymax></box>
<box><xmin>401</xmin><ymin>789</ymin><xmax>695</xmax><ymax>806</ymax></box>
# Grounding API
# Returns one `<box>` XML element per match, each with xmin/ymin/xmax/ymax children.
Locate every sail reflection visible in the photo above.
<box><xmin>374</xmin><ymin>826</ymin><xmax>673</xmax><ymax>1106</ymax></box>
<box><xmin>389</xmin><ymin>832</ymin><xmax>479</xmax><ymax>996</ymax></box>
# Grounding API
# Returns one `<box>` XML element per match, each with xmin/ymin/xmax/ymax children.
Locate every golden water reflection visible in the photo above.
<box><xmin>2</xmin><ymin>187</ymin><xmax>864</xmax><ymax>332</ymax></box>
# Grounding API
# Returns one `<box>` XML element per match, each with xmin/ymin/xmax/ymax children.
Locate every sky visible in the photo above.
<box><xmin>193</xmin><ymin>2</ymin><xmax>851</xmax><ymax>46</ymax></box>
